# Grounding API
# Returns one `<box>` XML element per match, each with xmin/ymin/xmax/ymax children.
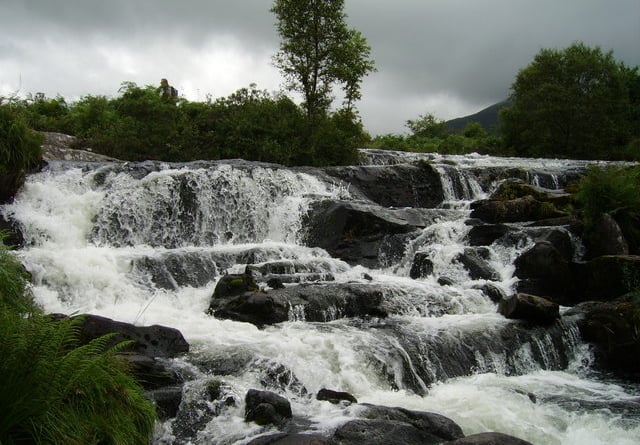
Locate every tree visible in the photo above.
<box><xmin>500</xmin><ymin>42</ymin><xmax>636</xmax><ymax>159</ymax></box>
<box><xmin>271</xmin><ymin>0</ymin><xmax>375</xmax><ymax>121</ymax></box>
<box><xmin>406</xmin><ymin>113</ymin><xmax>447</xmax><ymax>138</ymax></box>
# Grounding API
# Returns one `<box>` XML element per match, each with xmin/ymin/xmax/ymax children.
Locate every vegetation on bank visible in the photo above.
<box><xmin>0</xmin><ymin>238</ymin><xmax>157</xmax><ymax>445</ymax></box>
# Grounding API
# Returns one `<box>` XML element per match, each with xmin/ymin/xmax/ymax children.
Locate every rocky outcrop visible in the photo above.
<box><xmin>303</xmin><ymin>200</ymin><xmax>439</xmax><ymax>268</ymax></box>
<box><xmin>581</xmin><ymin>255</ymin><xmax>640</xmax><ymax>300</ymax></box>
<box><xmin>41</xmin><ymin>131</ymin><xmax>120</xmax><ymax>162</ymax></box>
<box><xmin>571</xmin><ymin>298</ymin><xmax>640</xmax><ymax>380</ymax></box>
<box><xmin>584</xmin><ymin>214</ymin><xmax>629</xmax><ymax>258</ymax></box>
<box><xmin>498</xmin><ymin>293</ymin><xmax>559</xmax><ymax>325</ymax></box>
<box><xmin>455</xmin><ymin>247</ymin><xmax>500</xmax><ymax>281</ymax></box>
<box><xmin>514</xmin><ymin>241</ymin><xmax>574</xmax><ymax>304</ymax></box>
<box><xmin>470</xmin><ymin>195</ymin><xmax>566</xmax><ymax>224</ymax></box>
<box><xmin>207</xmin><ymin>275</ymin><xmax>388</xmax><ymax>327</ymax></box>
<box><xmin>445</xmin><ymin>432</ymin><xmax>534</xmax><ymax>445</ymax></box>
<box><xmin>323</xmin><ymin>161</ymin><xmax>444</xmax><ymax>208</ymax></box>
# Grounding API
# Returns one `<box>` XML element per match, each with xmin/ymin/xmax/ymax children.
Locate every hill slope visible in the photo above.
<box><xmin>445</xmin><ymin>100</ymin><xmax>510</xmax><ymax>134</ymax></box>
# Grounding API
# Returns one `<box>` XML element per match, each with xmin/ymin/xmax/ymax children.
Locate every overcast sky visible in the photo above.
<box><xmin>1</xmin><ymin>0</ymin><xmax>638</xmax><ymax>135</ymax></box>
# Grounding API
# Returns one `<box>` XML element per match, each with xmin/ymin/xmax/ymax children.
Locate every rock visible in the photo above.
<box><xmin>247</xmin><ymin>433</ymin><xmax>335</xmax><ymax>445</ymax></box>
<box><xmin>41</xmin><ymin>131</ymin><xmax>120</xmax><ymax>162</ymax></box>
<box><xmin>322</xmin><ymin>162</ymin><xmax>444</xmax><ymax>208</ymax></box>
<box><xmin>438</xmin><ymin>276</ymin><xmax>455</xmax><ymax>286</ymax></box>
<box><xmin>470</xmin><ymin>195</ymin><xmax>566</xmax><ymax>224</ymax></box>
<box><xmin>304</xmin><ymin>200</ymin><xmax>436</xmax><ymax>268</ymax></box>
<box><xmin>147</xmin><ymin>385</ymin><xmax>183</xmax><ymax>420</ymax></box>
<box><xmin>498</xmin><ymin>293</ymin><xmax>559</xmax><ymax>325</ymax></box>
<box><xmin>75</xmin><ymin>314</ymin><xmax>189</xmax><ymax>358</ymax></box>
<box><xmin>358</xmin><ymin>404</ymin><xmax>464</xmax><ymax>441</ymax></box>
<box><xmin>455</xmin><ymin>248</ymin><xmax>500</xmax><ymax>281</ymax></box>
<box><xmin>245</xmin><ymin>389</ymin><xmax>292</xmax><ymax>427</ymax></box>
<box><xmin>583</xmin><ymin>255</ymin><xmax>640</xmax><ymax>300</ymax></box>
<box><xmin>119</xmin><ymin>354</ymin><xmax>183</xmax><ymax>389</ymax></box>
<box><xmin>209</xmin><ymin>292</ymin><xmax>290</xmax><ymax>327</ymax></box>
<box><xmin>208</xmin><ymin>282</ymin><xmax>388</xmax><ymax>327</ymax></box>
<box><xmin>489</xmin><ymin>180</ymin><xmax>549</xmax><ymax>201</ymax></box>
<box><xmin>445</xmin><ymin>432</ymin><xmax>534</xmax><ymax>445</ymax></box>
<box><xmin>0</xmin><ymin>170</ymin><xmax>25</xmax><ymax>204</ymax></box>
<box><xmin>317</xmin><ymin>388</ymin><xmax>358</xmax><ymax>405</ymax></box>
<box><xmin>467</xmin><ymin>224</ymin><xmax>511</xmax><ymax>246</ymax></box>
<box><xmin>0</xmin><ymin>213</ymin><xmax>24</xmax><ymax>247</ymax></box>
<box><xmin>514</xmin><ymin>241</ymin><xmax>574</xmax><ymax>303</ymax></box>
<box><xmin>586</xmin><ymin>214</ymin><xmax>629</xmax><ymax>258</ymax></box>
<box><xmin>332</xmin><ymin>419</ymin><xmax>444</xmax><ymax>445</ymax></box>
<box><xmin>409</xmin><ymin>252</ymin><xmax>434</xmax><ymax>279</ymax></box>
<box><xmin>212</xmin><ymin>273</ymin><xmax>259</xmax><ymax>298</ymax></box>
<box><xmin>475</xmin><ymin>283</ymin><xmax>506</xmax><ymax>303</ymax></box>
<box><xmin>574</xmin><ymin>298</ymin><xmax>640</xmax><ymax>379</ymax></box>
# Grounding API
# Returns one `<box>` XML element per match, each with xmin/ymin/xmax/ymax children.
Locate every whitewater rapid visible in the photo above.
<box><xmin>2</xmin><ymin>154</ymin><xmax>639</xmax><ymax>444</ymax></box>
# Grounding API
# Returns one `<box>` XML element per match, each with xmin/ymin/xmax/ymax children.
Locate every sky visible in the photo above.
<box><xmin>1</xmin><ymin>0</ymin><xmax>638</xmax><ymax>135</ymax></box>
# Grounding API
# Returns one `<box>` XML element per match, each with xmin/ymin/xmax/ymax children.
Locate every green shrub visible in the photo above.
<box><xmin>0</xmin><ymin>105</ymin><xmax>43</xmax><ymax>174</ymax></box>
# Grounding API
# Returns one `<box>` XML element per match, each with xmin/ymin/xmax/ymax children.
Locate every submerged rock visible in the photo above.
<box><xmin>317</xmin><ymin>388</ymin><xmax>358</xmax><ymax>405</ymax></box>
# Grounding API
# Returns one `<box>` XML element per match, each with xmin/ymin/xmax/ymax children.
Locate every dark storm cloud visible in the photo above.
<box><xmin>1</xmin><ymin>0</ymin><xmax>638</xmax><ymax>134</ymax></box>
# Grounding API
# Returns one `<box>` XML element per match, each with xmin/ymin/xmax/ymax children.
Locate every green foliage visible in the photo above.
<box><xmin>0</xmin><ymin>105</ymin><xmax>43</xmax><ymax>174</ymax></box>
<box><xmin>0</xmin><ymin>240</ymin><xmax>157</xmax><ymax>445</ymax></box>
<box><xmin>574</xmin><ymin>165</ymin><xmax>640</xmax><ymax>253</ymax></box>
<box><xmin>501</xmin><ymin>42</ymin><xmax>638</xmax><ymax>159</ymax></box>
<box><xmin>406</xmin><ymin>113</ymin><xmax>448</xmax><ymax>139</ymax></box>
<box><xmin>271</xmin><ymin>0</ymin><xmax>375</xmax><ymax>120</ymax></box>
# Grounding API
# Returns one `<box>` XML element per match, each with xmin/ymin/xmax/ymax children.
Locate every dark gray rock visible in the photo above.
<box><xmin>409</xmin><ymin>252</ymin><xmax>434</xmax><ymax>279</ymax></box>
<box><xmin>147</xmin><ymin>385</ymin><xmax>183</xmax><ymax>420</ymax></box>
<box><xmin>582</xmin><ymin>255</ymin><xmax>640</xmax><ymax>300</ymax></box>
<box><xmin>358</xmin><ymin>404</ymin><xmax>464</xmax><ymax>441</ymax></box>
<box><xmin>445</xmin><ymin>432</ymin><xmax>534</xmax><ymax>445</ymax></box>
<box><xmin>303</xmin><ymin>200</ymin><xmax>436</xmax><ymax>268</ymax></box>
<box><xmin>586</xmin><ymin>213</ymin><xmax>629</xmax><ymax>258</ymax></box>
<box><xmin>514</xmin><ymin>241</ymin><xmax>574</xmax><ymax>303</ymax></box>
<box><xmin>498</xmin><ymin>293</ymin><xmax>559</xmax><ymax>325</ymax></box>
<box><xmin>332</xmin><ymin>419</ymin><xmax>444</xmax><ymax>445</ymax></box>
<box><xmin>245</xmin><ymin>389</ymin><xmax>292</xmax><ymax>427</ymax></box>
<box><xmin>322</xmin><ymin>162</ymin><xmax>444</xmax><ymax>208</ymax></box>
<box><xmin>248</xmin><ymin>433</ymin><xmax>335</xmax><ymax>445</ymax></box>
<box><xmin>317</xmin><ymin>388</ymin><xmax>358</xmax><ymax>405</ymax></box>
<box><xmin>467</xmin><ymin>224</ymin><xmax>511</xmax><ymax>246</ymax></box>
<box><xmin>455</xmin><ymin>248</ymin><xmax>500</xmax><ymax>281</ymax></box>
<box><xmin>209</xmin><ymin>292</ymin><xmax>290</xmax><ymax>327</ymax></box>
<box><xmin>75</xmin><ymin>314</ymin><xmax>189</xmax><ymax>358</ymax></box>
<box><xmin>470</xmin><ymin>196</ymin><xmax>566</xmax><ymax>224</ymax></box>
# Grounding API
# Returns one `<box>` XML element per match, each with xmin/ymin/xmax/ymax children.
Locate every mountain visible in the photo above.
<box><xmin>445</xmin><ymin>99</ymin><xmax>510</xmax><ymax>134</ymax></box>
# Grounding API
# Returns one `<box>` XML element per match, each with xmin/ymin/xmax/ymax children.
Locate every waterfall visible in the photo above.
<box><xmin>2</xmin><ymin>153</ymin><xmax>639</xmax><ymax>445</ymax></box>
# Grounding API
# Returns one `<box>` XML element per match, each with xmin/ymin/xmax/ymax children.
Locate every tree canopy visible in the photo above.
<box><xmin>500</xmin><ymin>42</ymin><xmax>639</xmax><ymax>159</ymax></box>
<box><xmin>271</xmin><ymin>0</ymin><xmax>375</xmax><ymax>121</ymax></box>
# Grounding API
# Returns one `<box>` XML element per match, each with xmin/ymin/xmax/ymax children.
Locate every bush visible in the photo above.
<box><xmin>0</xmin><ymin>240</ymin><xmax>157</xmax><ymax>445</ymax></box>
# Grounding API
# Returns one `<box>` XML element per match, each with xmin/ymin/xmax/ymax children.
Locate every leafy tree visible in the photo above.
<box><xmin>501</xmin><ymin>42</ymin><xmax>636</xmax><ymax>159</ymax></box>
<box><xmin>271</xmin><ymin>0</ymin><xmax>375</xmax><ymax>121</ymax></box>
<box><xmin>406</xmin><ymin>113</ymin><xmax>448</xmax><ymax>138</ymax></box>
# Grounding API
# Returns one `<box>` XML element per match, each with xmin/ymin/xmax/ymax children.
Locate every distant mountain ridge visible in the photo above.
<box><xmin>445</xmin><ymin>100</ymin><xmax>510</xmax><ymax>134</ymax></box>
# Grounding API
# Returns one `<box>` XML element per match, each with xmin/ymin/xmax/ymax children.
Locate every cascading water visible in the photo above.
<box><xmin>2</xmin><ymin>152</ymin><xmax>639</xmax><ymax>445</ymax></box>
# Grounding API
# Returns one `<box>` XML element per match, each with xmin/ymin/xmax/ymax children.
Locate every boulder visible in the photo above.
<box><xmin>147</xmin><ymin>385</ymin><xmax>183</xmax><ymax>420</ymax></box>
<box><xmin>467</xmin><ymin>224</ymin><xmax>511</xmax><ymax>246</ymax></box>
<box><xmin>514</xmin><ymin>241</ymin><xmax>574</xmax><ymax>304</ymax></box>
<box><xmin>409</xmin><ymin>252</ymin><xmax>434</xmax><ymax>279</ymax></box>
<box><xmin>489</xmin><ymin>180</ymin><xmax>550</xmax><ymax>201</ymax></box>
<box><xmin>119</xmin><ymin>354</ymin><xmax>183</xmax><ymax>389</ymax></box>
<box><xmin>75</xmin><ymin>314</ymin><xmax>189</xmax><ymax>358</ymax></box>
<box><xmin>585</xmin><ymin>214</ymin><xmax>629</xmax><ymax>258</ymax></box>
<box><xmin>317</xmin><ymin>388</ymin><xmax>358</xmax><ymax>405</ymax></box>
<box><xmin>248</xmin><ymin>433</ymin><xmax>334</xmax><ymax>445</ymax></box>
<box><xmin>212</xmin><ymin>273</ymin><xmax>259</xmax><ymax>298</ymax></box>
<box><xmin>455</xmin><ymin>248</ymin><xmax>500</xmax><ymax>281</ymax></box>
<box><xmin>573</xmin><ymin>298</ymin><xmax>640</xmax><ymax>380</ymax></box>
<box><xmin>470</xmin><ymin>195</ymin><xmax>566</xmax><ymax>224</ymax></box>
<box><xmin>358</xmin><ymin>404</ymin><xmax>464</xmax><ymax>441</ymax></box>
<box><xmin>303</xmin><ymin>200</ymin><xmax>432</xmax><ymax>268</ymax></box>
<box><xmin>445</xmin><ymin>432</ymin><xmax>534</xmax><ymax>445</ymax></box>
<box><xmin>322</xmin><ymin>161</ymin><xmax>444</xmax><ymax>208</ymax></box>
<box><xmin>475</xmin><ymin>282</ymin><xmax>507</xmax><ymax>303</ymax></box>
<box><xmin>583</xmin><ymin>255</ymin><xmax>640</xmax><ymax>300</ymax></box>
<box><xmin>208</xmin><ymin>282</ymin><xmax>388</xmax><ymax>327</ymax></box>
<box><xmin>332</xmin><ymin>418</ymin><xmax>452</xmax><ymax>445</ymax></box>
<box><xmin>245</xmin><ymin>389</ymin><xmax>292</xmax><ymax>427</ymax></box>
<box><xmin>498</xmin><ymin>293</ymin><xmax>559</xmax><ymax>325</ymax></box>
